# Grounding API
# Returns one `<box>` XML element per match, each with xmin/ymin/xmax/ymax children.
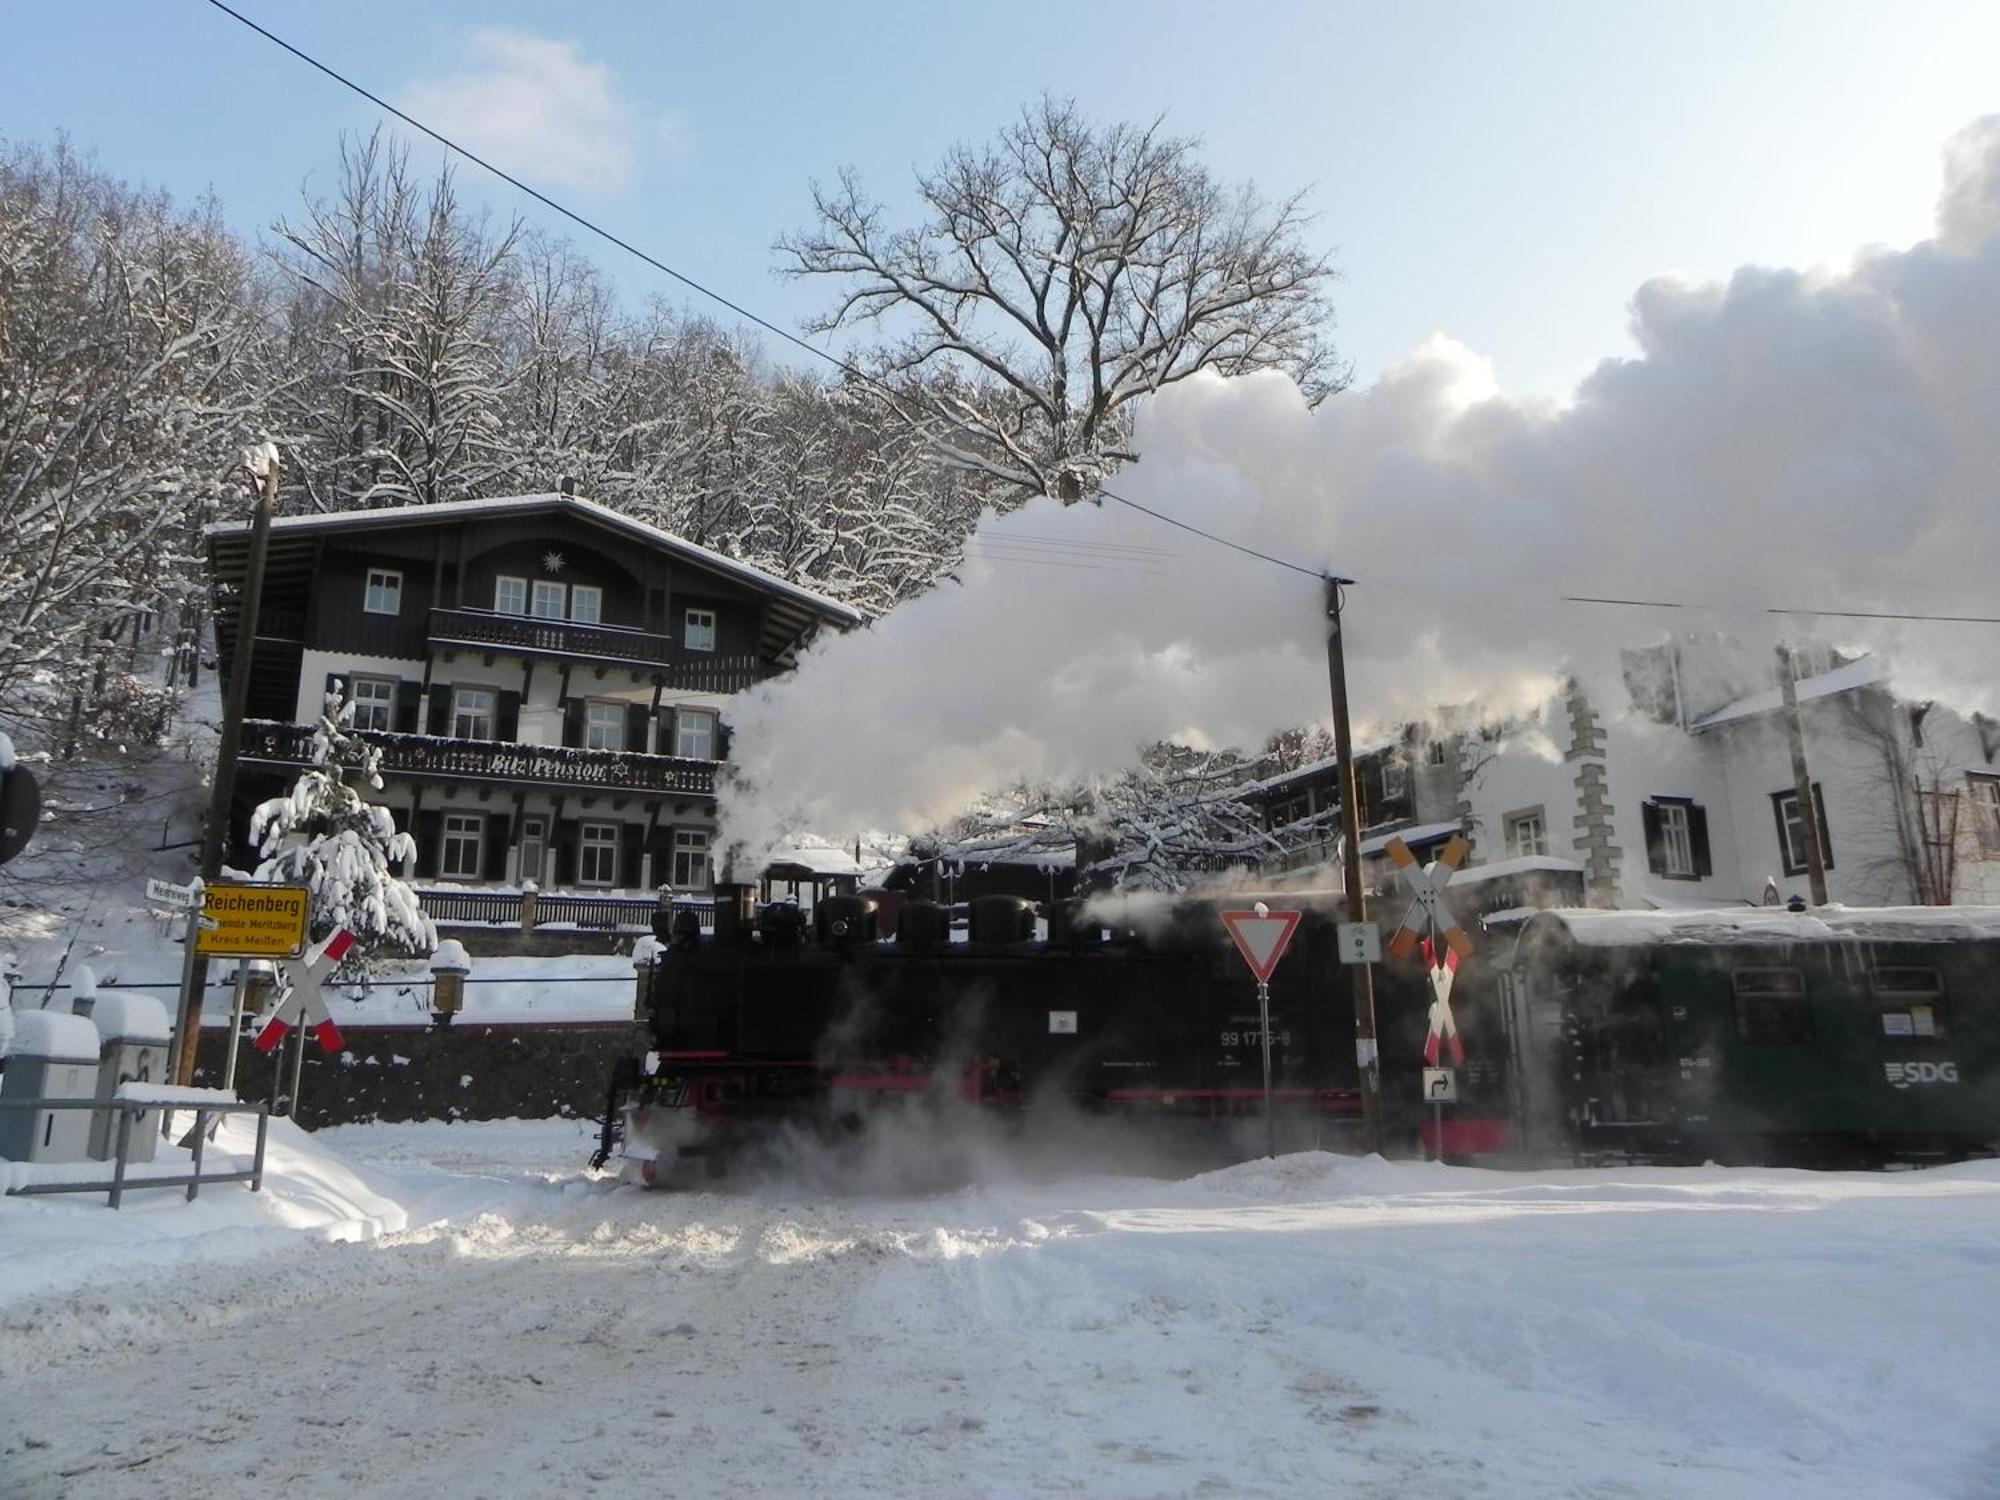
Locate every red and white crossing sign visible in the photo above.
<box><xmin>253</xmin><ymin>928</ymin><xmax>354</xmax><ymax>1055</ymax></box>
<box><xmin>1420</xmin><ymin>936</ymin><xmax>1466</xmax><ymax>1067</ymax></box>
<box><xmin>1220</xmin><ymin>908</ymin><xmax>1302</xmax><ymax>984</ymax></box>
<box><xmin>1385</xmin><ymin>835</ymin><xmax>1474</xmax><ymax>961</ymax></box>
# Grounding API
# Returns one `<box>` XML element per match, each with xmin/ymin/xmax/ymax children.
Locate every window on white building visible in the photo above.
<box><xmin>671</xmin><ymin>828</ymin><xmax>711</xmax><ymax>889</ymax></box>
<box><xmin>579</xmin><ymin>822</ymin><xmax>619</xmax><ymax>885</ymax></box>
<box><xmin>494</xmin><ymin>576</ymin><xmax>527</xmax><ymax>615</ymax></box>
<box><xmin>1772</xmin><ymin>785</ymin><xmax>1834</xmax><ymax>876</ymax></box>
<box><xmin>531</xmin><ymin>580</ymin><xmax>567</xmax><ymax>619</ymax></box>
<box><xmin>569</xmin><ymin>585</ymin><xmax>602</xmax><ymax>625</ymax></box>
<box><xmin>1971</xmin><ymin>774</ymin><xmax>2000</xmax><ymax>852</ymax></box>
<box><xmin>675</xmin><ymin>708</ymin><xmax>716</xmax><ymax>760</ymax></box>
<box><xmin>364</xmin><ymin>568</ymin><xmax>402</xmax><ymax>615</ymax></box>
<box><xmin>351</xmin><ymin>677</ymin><xmax>396</xmax><ymax>732</ymax></box>
<box><xmin>453</xmin><ymin>687</ymin><xmax>496</xmax><ymax>741</ymax></box>
<box><xmin>684</xmin><ymin>609</ymin><xmax>716</xmax><ymax>652</ymax></box>
<box><xmin>518</xmin><ymin>816</ymin><xmax>546</xmax><ymax>886</ymax></box>
<box><xmin>1504</xmin><ymin>808</ymin><xmax>1548</xmax><ymax>859</ymax></box>
<box><xmin>585</xmin><ymin>701</ymin><xmax>625</xmax><ymax>752</ymax></box>
<box><xmin>1658</xmin><ymin>803</ymin><xmax>1695</xmax><ymax>878</ymax></box>
<box><xmin>441</xmin><ymin>813</ymin><xmax>483</xmax><ymax>879</ymax></box>
<box><xmin>1427</xmin><ymin>740</ymin><xmax>1449</xmax><ymax>767</ymax></box>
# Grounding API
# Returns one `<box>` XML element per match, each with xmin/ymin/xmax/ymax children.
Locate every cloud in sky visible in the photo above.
<box><xmin>720</xmin><ymin>117</ymin><xmax>2000</xmax><ymax>863</ymax></box>
<box><xmin>400</xmin><ymin>28</ymin><xmax>679</xmax><ymax>196</ymax></box>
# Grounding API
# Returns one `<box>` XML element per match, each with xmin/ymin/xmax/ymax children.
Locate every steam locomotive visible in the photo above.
<box><xmin>592</xmin><ymin>885</ymin><xmax>2000</xmax><ymax>1181</ymax></box>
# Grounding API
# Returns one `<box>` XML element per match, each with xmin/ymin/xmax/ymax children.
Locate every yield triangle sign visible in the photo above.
<box><xmin>1221</xmin><ymin>909</ymin><xmax>1302</xmax><ymax>983</ymax></box>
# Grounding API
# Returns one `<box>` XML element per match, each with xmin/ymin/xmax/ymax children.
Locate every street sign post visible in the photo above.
<box><xmin>1385</xmin><ymin>836</ymin><xmax>1473</xmax><ymax>961</ymax></box>
<box><xmin>1336</xmin><ymin>921</ymin><xmax>1380</xmax><ymax>965</ymax></box>
<box><xmin>195</xmin><ymin>883</ymin><xmax>310</xmax><ymax>960</ymax></box>
<box><xmin>1422</xmin><ymin>1068</ymin><xmax>1458</xmax><ymax>1103</ymax></box>
<box><xmin>146</xmin><ymin>877</ymin><xmax>202</xmax><ymax>909</ymax></box>
<box><xmin>1221</xmin><ymin>906</ymin><xmax>1303</xmax><ymax>1159</ymax></box>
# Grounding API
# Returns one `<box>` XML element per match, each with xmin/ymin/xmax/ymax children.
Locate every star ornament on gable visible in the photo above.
<box><xmin>542</xmin><ymin>550</ymin><xmax>566</xmax><ymax>575</ymax></box>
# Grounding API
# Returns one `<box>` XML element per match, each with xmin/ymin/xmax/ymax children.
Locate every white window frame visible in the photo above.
<box><xmin>494</xmin><ymin>576</ymin><xmax>527</xmax><ymax>615</ymax></box>
<box><xmin>569</xmin><ymin>585</ymin><xmax>602</xmax><ymax>625</ymax></box>
<box><xmin>1427</xmin><ymin>740</ymin><xmax>1449</xmax><ymax>767</ymax></box>
<box><xmin>1971</xmin><ymin>774</ymin><xmax>2000</xmax><ymax>852</ymax></box>
<box><xmin>1774</xmin><ymin>786</ymin><xmax>1833</xmax><ymax>875</ymax></box>
<box><xmin>453</xmin><ymin>686</ymin><xmax>496</xmax><ymax>741</ymax></box>
<box><xmin>364</xmin><ymin>568</ymin><xmax>402</xmax><ymax>615</ymax></box>
<box><xmin>531</xmin><ymin>580</ymin><xmax>567</xmax><ymax>620</ymax></box>
<box><xmin>578</xmin><ymin>822</ymin><xmax>619</xmax><ymax>887</ymax></box>
<box><xmin>585</xmin><ymin>701</ymin><xmax>625</xmax><ymax>753</ymax></box>
<box><xmin>684</xmin><ymin>608</ymin><xmax>716</xmax><ymax>652</ymax></box>
<box><xmin>1504</xmin><ymin>809</ymin><xmax>1548</xmax><ymax>859</ymax></box>
<box><xmin>441</xmin><ymin>813</ymin><xmax>483</xmax><ymax>879</ymax></box>
<box><xmin>671</xmin><ymin>828</ymin><xmax>711</xmax><ymax>890</ymax></box>
<box><xmin>1658</xmin><ymin>801</ymin><xmax>1696</xmax><ymax>878</ymax></box>
<box><xmin>351</xmin><ymin>676</ymin><xmax>396</xmax><ymax>733</ymax></box>
<box><xmin>675</xmin><ymin>708</ymin><xmax>716</xmax><ymax>760</ymax></box>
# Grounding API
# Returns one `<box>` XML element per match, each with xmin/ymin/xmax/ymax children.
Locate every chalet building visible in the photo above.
<box><xmin>206</xmin><ymin>493</ymin><xmax>860</xmax><ymax>899</ymax></box>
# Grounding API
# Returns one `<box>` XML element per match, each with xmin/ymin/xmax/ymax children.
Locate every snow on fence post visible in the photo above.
<box><xmin>520</xmin><ymin>881</ymin><xmax>538</xmax><ymax>933</ymax></box>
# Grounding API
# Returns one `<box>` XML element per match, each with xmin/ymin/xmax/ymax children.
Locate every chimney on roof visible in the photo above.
<box><xmin>558</xmin><ymin>475</ymin><xmax>577</xmax><ymax>496</ymax></box>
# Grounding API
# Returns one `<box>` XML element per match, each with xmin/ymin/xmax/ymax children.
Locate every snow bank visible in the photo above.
<box><xmin>6</xmin><ymin>1009</ymin><xmax>99</xmax><ymax>1060</ymax></box>
<box><xmin>89</xmin><ymin>990</ymin><xmax>172</xmax><ymax>1043</ymax></box>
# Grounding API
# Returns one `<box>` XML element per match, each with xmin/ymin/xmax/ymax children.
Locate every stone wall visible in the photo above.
<box><xmin>191</xmin><ymin>1020</ymin><xmax>647</xmax><ymax>1131</ymax></box>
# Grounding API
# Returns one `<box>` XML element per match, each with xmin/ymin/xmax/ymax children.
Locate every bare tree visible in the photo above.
<box><xmin>778</xmin><ymin>95</ymin><xmax>1344</xmax><ymax>502</ymax></box>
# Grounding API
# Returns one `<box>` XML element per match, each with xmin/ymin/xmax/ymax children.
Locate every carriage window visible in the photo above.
<box><xmin>1870</xmin><ymin>967</ymin><xmax>1948</xmax><ymax>1040</ymax></box>
<box><xmin>1733</xmin><ymin>968</ymin><xmax>1813</xmax><ymax>1044</ymax></box>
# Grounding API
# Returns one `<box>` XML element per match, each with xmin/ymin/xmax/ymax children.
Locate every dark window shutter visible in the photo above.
<box><xmin>427</xmin><ymin>685</ymin><xmax>452</xmax><ymax>736</ymax></box>
<box><xmin>620</xmin><ymin>823</ymin><xmax>646</xmax><ymax>888</ymax></box>
<box><xmin>626</xmin><ymin>704</ymin><xmax>650</xmax><ymax>754</ymax></box>
<box><xmin>657</xmin><ymin>709</ymin><xmax>675</xmax><ymax>756</ymax></box>
<box><xmin>1641</xmin><ymin>801</ymin><xmax>1665</xmax><ymax>876</ymax></box>
<box><xmin>496</xmin><ymin>690</ymin><xmax>521</xmax><ymax>742</ymax></box>
<box><xmin>414</xmin><ymin>810</ymin><xmax>442</xmax><ymax>878</ymax></box>
<box><xmin>716</xmin><ymin>721</ymin><xmax>733</xmax><ymax>761</ymax></box>
<box><xmin>483</xmin><ymin>813</ymin><xmax>511</xmax><ymax>881</ymax></box>
<box><xmin>394</xmin><ymin>681</ymin><xmax>422</xmax><ymax>733</ymax></box>
<box><xmin>554</xmin><ymin>819</ymin><xmax>579</xmax><ymax>885</ymax></box>
<box><xmin>1813</xmin><ymin>783</ymin><xmax>1834</xmax><ymax>870</ymax></box>
<box><xmin>562</xmin><ymin>699</ymin><xmax>585</xmax><ymax>749</ymax></box>
<box><xmin>1689</xmin><ymin>803</ymin><xmax>1713</xmax><ymax>877</ymax></box>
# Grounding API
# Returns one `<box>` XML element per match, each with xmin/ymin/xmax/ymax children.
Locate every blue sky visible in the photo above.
<box><xmin>6</xmin><ymin>1</ymin><xmax>1998</xmax><ymax>398</ymax></box>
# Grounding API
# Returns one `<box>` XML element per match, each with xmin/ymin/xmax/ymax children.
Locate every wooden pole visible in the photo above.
<box><xmin>1775</xmin><ymin>644</ymin><xmax>1829</xmax><ymax>906</ymax></box>
<box><xmin>173</xmin><ymin>454</ymin><xmax>280</xmax><ymax>1086</ymax></box>
<box><xmin>1324</xmin><ymin>578</ymin><xmax>1382</xmax><ymax>1154</ymax></box>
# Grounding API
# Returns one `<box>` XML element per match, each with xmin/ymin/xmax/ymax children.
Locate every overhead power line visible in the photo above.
<box><xmin>1563</xmin><ymin>596</ymin><xmax>1999</xmax><ymax>626</ymax></box>
<box><xmin>197</xmin><ymin>0</ymin><xmax>1329</xmax><ymax>584</ymax></box>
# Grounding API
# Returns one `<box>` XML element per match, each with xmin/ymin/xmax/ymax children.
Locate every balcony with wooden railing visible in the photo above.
<box><xmin>427</xmin><ymin>607</ymin><xmax>763</xmax><ymax>691</ymax></box>
<box><xmin>240</xmin><ymin>720</ymin><xmax>718</xmax><ymax>797</ymax></box>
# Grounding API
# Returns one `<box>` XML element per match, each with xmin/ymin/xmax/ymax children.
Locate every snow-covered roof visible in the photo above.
<box><xmin>1690</xmin><ymin>656</ymin><xmax>1881</xmax><ymax>731</ymax></box>
<box><xmin>1242</xmin><ymin>741</ymin><xmax>1398</xmax><ymax>797</ymax></box>
<box><xmin>764</xmin><ymin>836</ymin><xmax>892</xmax><ymax>878</ymax></box>
<box><xmin>1359</xmin><ymin>821</ymin><xmax>1463</xmax><ymax>857</ymax></box>
<box><xmin>1450</xmin><ymin>855</ymin><xmax>1585</xmax><ymax>889</ymax></box>
<box><xmin>208</xmin><ymin>492</ymin><xmax>863</xmax><ymax>629</ymax></box>
<box><xmin>1515</xmin><ymin>904</ymin><xmax>2000</xmax><ymax>949</ymax></box>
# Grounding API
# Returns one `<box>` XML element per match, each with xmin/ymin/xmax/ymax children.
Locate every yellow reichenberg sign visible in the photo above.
<box><xmin>194</xmin><ymin>883</ymin><xmax>311</xmax><ymax>959</ymax></box>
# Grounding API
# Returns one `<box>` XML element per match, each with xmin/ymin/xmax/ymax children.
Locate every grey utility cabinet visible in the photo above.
<box><xmin>0</xmin><ymin>1010</ymin><xmax>101</xmax><ymax>1163</ymax></box>
<box><xmin>87</xmin><ymin>993</ymin><xmax>173</xmax><ymax>1163</ymax></box>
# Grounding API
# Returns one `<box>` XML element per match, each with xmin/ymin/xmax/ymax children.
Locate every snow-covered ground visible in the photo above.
<box><xmin>3</xmin><ymin>1120</ymin><xmax>1998</xmax><ymax>1499</ymax></box>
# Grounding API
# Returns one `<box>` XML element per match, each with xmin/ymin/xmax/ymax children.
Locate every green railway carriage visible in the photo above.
<box><xmin>1498</xmin><ymin>907</ymin><xmax>2000</xmax><ymax>1164</ymax></box>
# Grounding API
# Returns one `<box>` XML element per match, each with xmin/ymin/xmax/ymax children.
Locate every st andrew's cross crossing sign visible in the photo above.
<box><xmin>253</xmin><ymin>928</ymin><xmax>356</xmax><ymax>1056</ymax></box>
<box><xmin>1385</xmin><ymin>835</ymin><xmax>1474</xmax><ymax>961</ymax></box>
<box><xmin>1421</xmin><ymin>936</ymin><xmax>1466</xmax><ymax>1068</ymax></box>
<box><xmin>1220</xmin><ymin>908</ymin><xmax>1302</xmax><ymax>983</ymax></box>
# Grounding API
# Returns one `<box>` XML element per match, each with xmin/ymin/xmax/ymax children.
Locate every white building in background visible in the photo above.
<box><xmin>1452</xmin><ymin>642</ymin><xmax>2000</xmax><ymax>910</ymax></box>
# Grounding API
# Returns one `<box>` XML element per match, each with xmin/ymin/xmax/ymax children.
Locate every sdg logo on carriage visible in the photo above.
<box><xmin>1883</xmin><ymin>1060</ymin><xmax>1960</xmax><ymax>1089</ymax></box>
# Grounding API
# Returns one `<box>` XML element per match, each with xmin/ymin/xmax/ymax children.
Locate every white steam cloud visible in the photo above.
<box><xmin>723</xmin><ymin>118</ymin><xmax>2000</xmax><ymax>864</ymax></box>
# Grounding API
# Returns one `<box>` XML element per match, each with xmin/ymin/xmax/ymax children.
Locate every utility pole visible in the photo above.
<box><xmin>1774</xmin><ymin>643</ymin><xmax>1829</xmax><ymax>906</ymax></box>
<box><xmin>172</xmin><ymin>447</ymin><xmax>281</xmax><ymax>1087</ymax></box>
<box><xmin>1324</xmin><ymin>577</ymin><xmax>1382</xmax><ymax>1154</ymax></box>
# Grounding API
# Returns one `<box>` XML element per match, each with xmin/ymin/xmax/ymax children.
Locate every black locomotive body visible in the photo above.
<box><xmin>594</xmin><ymin>887</ymin><xmax>2000</xmax><ymax>1180</ymax></box>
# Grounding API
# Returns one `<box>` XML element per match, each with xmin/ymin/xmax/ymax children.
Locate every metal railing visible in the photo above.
<box><xmin>415</xmin><ymin>886</ymin><xmax>716</xmax><ymax>932</ymax></box>
<box><xmin>0</xmin><ymin>1093</ymin><xmax>269</xmax><ymax>1209</ymax></box>
<box><xmin>241</xmin><ymin>720</ymin><xmax>718</xmax><ymax>796</ymax></box>
<box><xmin>429</xmin><ymin>605</ymin><xmax>676</xmax><ymax>666</ymax></box>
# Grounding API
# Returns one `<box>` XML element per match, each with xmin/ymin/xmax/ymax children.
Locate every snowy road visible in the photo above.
<box><xmin>4</xmin><ymin>1121</ymin><xmax>1999</xmax><ymax>1499</ymax></box>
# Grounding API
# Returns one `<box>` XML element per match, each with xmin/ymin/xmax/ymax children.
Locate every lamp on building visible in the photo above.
<box><xmin>429</xmin><ymin>940</ymin><xmax>471</xmax><ymax>1027</ymax></box>
<box><xmin>240</xmin><ymin>959</ymin><xmax>279</xmax><ymax>1016</ymax></box>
